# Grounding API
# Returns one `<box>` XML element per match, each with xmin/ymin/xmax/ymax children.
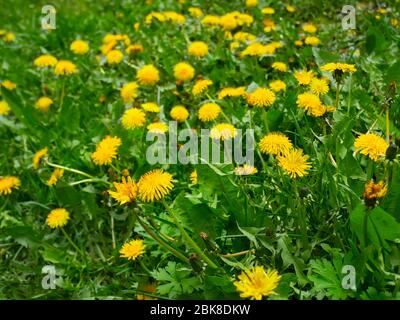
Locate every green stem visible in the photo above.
<box><xmin>68</xmin><ymin>178</ymin><xmax>110</xmax><ymax>186</ymax></box>
<box><xmin>135</xmin><ymin>212</ymin><xmax>189</xmax><ymax>264</ymax></box>
<box><xmin>363</xmin><ymin>208</ymin><xmax>369</xmax><ymax>247</ymax></box>
<box><xmin>46</xmin><ymin>161</ymin><xmax>95</xmax><ymax>179</ymax></box>
<box><xmin>162</xmin><ymin>199</ymin><xmax>218</xmax><ymax>269</ymax></box>
<box><xmin>347</xmin><ymin>74</ymin><xmax>352</xmax><ymax>115</ymax></box>
<box><xmin>262</xmin><ymin>109</ymin><xmax>270</xmax><ymax>133</ymax></box>
<box><xmin>386</xmin><ymin>106</ymin><xmax>390</xmax><ymax>143</ymax></box>
<box><xmin>335</xmin><ymin>81</ymin><xmax>341</xmax><ymax>110</ymax></box>
<box><xmin>59</xmin><ymin>78</ymin><xmax>66</xmax><ymax>111</ymax></box>
<box><xmin>61</xmin><ymin>228</ymin><xmax>85</xmax><ymax>257</ymax></box>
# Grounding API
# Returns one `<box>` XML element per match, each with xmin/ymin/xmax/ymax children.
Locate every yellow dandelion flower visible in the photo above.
<box><xmin>109</xmin><ymin>176</ymin><xmax>138</xmax><ymax>204</ymax></box>
<box><xmin>106</xmin><ymin>49</ymin><xmax>124</xmax><ymax>65</ymax></box>
<box><xmin>295</xmin><ymin>40</ymin><xmax>303</xmax><ymax>46</ymax></box>
<box><xmin>263</xmin><ymin>19</ymin><xmax>276</xmax><ymax>33</ymax></box>
<box><xmin>34</xmin><ymin>54</ymin><xmax>58</xmax><ymax>68</ymax></box>
<box><xmin>234</xmin><ymin>266</ymin><xmax>281</xmax><ymax>300</ymax></box>
<box><xmin>0</xmin><ymin>176</ymin><xmax>21</xmax><ymax>195</ymax></box>
<box><xmin>192</xmin><ymin>79</ymin><xmax>213</xmax><ymax>96</ymax></box>
<box><xmin>120</xmin><ymin>239</ymin><xmax>145</xmax><ymax>260</ymax></box>
<box><xmin>286</xmin><ymin>5</ymin><xmax>296</xmax><ymax>12</ymax></box>
<box><xmin>302</xmin><ymin>23</ymin><xmax>317</xmax><ymax>33</ymax></box>
<box><xmin>262</xmin><ymin>6</ymin><xmax>275</xmax><ymax>14</ymax></box>
<box><xmin>54</xmin><ymin>60</ymin><xmax>77</xmax><ymax>76</ymax></box>
<box><xmin>137</xmin><ymin>64</ymin><xmax>160</xmax><ymax>86</ymax></box>
<box><xmin>1</xmin><ymin>80</ymin><xmax>17</xmax><ymax>90</ymax></box>
<box><xmin>218</xmin><ymin>87</ymin><xmax>246</xmax><ymax>99</ymax></box>
<box><xmin>309</xmin><ymin>78</ymin><xmax>329</xmax><ymax>95</ymax></box>
<box><xmin>121</xmin><ymin>108</ymin><xmax>146</xmax><ymax>129</ymax></box>
<box><xmin>234</xmin><ymin>164</ymin><xmax>258</xmax><ymax>176</ymax></box>
<box><xmin>294</xmin><ymin>70</ymin><xmax>314</xmax><ymax>85</ymax></box>
<box><xmin>363</xmin><ymin>180</ymin><xmax>387</xmax><ymax>201</ymax></box>
<box><xmin>271</xmin><ymin>62</ymin><xmax>288</xmax><ymax>72</ymax></box>
<box><xmin>91</xmin><ymin>136</ymin><xmax>122</xmax><ymax>165</ymax></box>
<box><xmin>246</xmin><ymin>0</ymin><xmax>258</xmax><ymax>8</ymax></box>
<box><xmin>354</xmin><ymin>133</ymin><xmax>388</xmax><ymax>161</ymax></box>
<box><xmin>126</xmin><ymin>44</ymin><xmax>144</xmax><ymax>54</ymax></box>
<box><xmin>188</xmin><ymin>41</ymin><xmax>209</xmax><ymax>58</ymax></box>
<box><xmin>33</xmin><ymin>147</ymin><xmax>48</xmax><ymax>169</ymax></box>
<box><xmin>170</xmin><ymin>105</ymin><xmax>189</xmax><ymax>122</ymax></box>
<box><xmin>47</xmin><ymin>168</ymin><xmax>64</xmax><ymax>186</ymax></box>
<box><xmin>188</xmin><ymin>7</ymin><xmax>203</xmax><ymax>18</ymax></box>
<box><xmin>210</xmin><ymin>123</ymin><xmax>237</xmax><ymax>140</ymax></box>
<box><xmin>201</xmin><ymin>15</ymin><xmax>221</xmax><ymax>27</ymax></box>
<box><xmin>246</xmin><ymin>88</ymin><xmax>276</xmax><ymax>108</ymax></box>
<box><xmin>138</xmin><ymin>169</ymin><xmax>173</xmax><ymax>202</ymax></box>
<box><xmin>120</xmin><ymin>82</ymin><xmax>139</xmax><ymax>104</ymax></box>
<box><xmin>277</xmin><ymin>148</ymin><xmax>311</xmax><ymax>179</ymax></box>
<box><xmin>147</xmin><ymin>122</ymin><xmax>168</xmax><ymax>134</ymax></box>
<box><xmin>233</xmin><ymin>32</ymin><xmax>256</xmax><ymax>42</ymax></box>
<box><xmin>35</xmin><ymin>97</ymin><xmax>53</xmax><ymax>112</ymax></box>
<box><xmin>4</xmin><ymin>32</ymin><xmax>15</xmax><ymax>42</ymax></box>
<box><xmin>259</xmin><ymin>132</ymin><xmax>292</xmax><ymax>156</ymax></box>
<box><xmin>304</xmin><ymin>36</ymin><xmax>320</xmax><ymax>46</ymax></box>
<box><xmin>46</xmin><ymin>208</ymin><xmax>70</xmax><ymax>229</ymax></box>
<box><xmin>320</xmin><ymin>62</ymin><xmax>356</xmax><ymax>73</ymax></box>
<box><xmin>142</xmin><ymin>102</ymin><xmax>160</xmax><ymax>113</ymax></box>
<box><xmin>190</xmin><ymin>170</ymin><xmax>198</xmax><ymax>184</ymax></box>
<box><xmin>296</xmin><ymin>92</ymin><xmax>325</xmax><ymax>117</ymax></box>
<box><xmin>198</xmin><ymin>102</ymin><xmax>221</xmax><ymax>122</ymax></box>
<box><xmin>269</xmin><ymin>80</ymin><xmax>286</xmax><ymax>92</ymax></box>
<box><xmin>0</xmin><ymin>100</ymin><xmax>10</xmax><ymax>116</ymax></box>
<box><xmin>70</xmin><ymin>40</ymin><xmax>89</xmax><ymax>55</ymax></box>
<box><xmin>173</xmin><ymin>62</ymin><xmax>195</xmax><ymax>81</ymax></box>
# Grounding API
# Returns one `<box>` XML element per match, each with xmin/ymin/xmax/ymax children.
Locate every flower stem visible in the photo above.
<box><xmin>386</xmin><ymin>106</ymin><xmax>390</xmax><ymax>143</ymax></box>
<box><xmin>335</xmin><ymin>81</ymin><xmax>341</xmax><ymax>110</ymax></box>
<box><xmin>61</xmin><ymin>227</ymin><xmax>85</xmax><ymax>257</ymax></box>
<box><xmin>363</xmin><ymin>208</ymin><xmax>369</xmax><ymax>247</ymax></box>
<box><xmin>46</xmin><ymin>161</ymin><xmax>95</xmax><ymax>179</ymax></box>
<box><xmin>134</xmin><ymin>211</ymin><xmax>189</xmax><ymax>264</ymax></box>
<box><xmin>162</xmin><ymin>198</ymin><xmax>218</xmax><ymax>269</ymax></box>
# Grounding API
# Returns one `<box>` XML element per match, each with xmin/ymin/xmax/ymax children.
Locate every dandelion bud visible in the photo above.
<box><xmin>298</xmin><ymin>186</ymin><xmax>310</xmax><ymax>199</ymax></box>
<box><xmin>189</xmin><ymin>253</ymin><xmax>204</xmax><ymax>273</ymax></box>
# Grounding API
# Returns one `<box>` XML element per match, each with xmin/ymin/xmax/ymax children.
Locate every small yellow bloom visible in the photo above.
<box><xmin>170</xmin><ymin>105</ymin><xmax>189</xmax><ymax>122</ymax></box>
<box><xmin>173</xmin><ymin>62</ymin><xmax>195</xmax><ymax>81</ymax></box>
<box><xmin>33</xmin><ymin>147</ymin><xmax>48</xmax><ymax>169</ymax></box>
<box><xmin>137</xmin><ymin>64</ymin><xmax>160</xmax><ymax>85</ymax></box>
<box><xmin>35</xmin><ymin>97</ymin><xmax>53</xmax><ymax>112</ymax></box>
<box><xmin>46</xmin><ymin>208</ymin><xmax>70</xmax><ymax>228</ymax></box>
<box><xmin>302</xmin><ymin>23</ymin><xmax>317</xmax><ymax>33</ymax></box>
<box><xmin>354</xmin><ymin>133</ymin><xmax>388</xmax><ymax>161</ymax></box>
<box><xmin>1</xmin><ymin>80</ymin><xmax>17</xmax><ymax>90</ymax></box>
<box><xmin>234</xmin><ymin>164</ymin><xmax>258</xmax><ymax>176</ymax></box>
<box><xmin>277</xmin><ymin>148</ymin><xmax>311</xmax><ymax>179</ymax></box>
<box><xmin>120</xmin><ymin>82</ymin><xmax>139</xmax><ymax>103</ymax></box>
<box><xmin>246</xmin><ymin>0</ymin><xmax>258</xmax><ymax>8</ymax></box>
<box><xmin>106</xmin><ymin>49</ymin><xmax>124</xmax><ymax>65</ymax></box>
<box><xmin>91</xmin><ymin>136</ymin><xmax>122</xmax><ymax>165</ymax></box>
<box><xmin>34</xmin><ymin>54</ymin><xmax>58</xmax><ymax>68</ymax></box>
<box><xmin>261</xmin><ymin>7</ymin><xmax>275</xmax><ymax>14</ymax></box>
<box><xmin>188</xmin><ymin>41</ymin><xmax>209</xmax><ymax>58</ymax></box>
<box><xmin>296</xmin><ymin>92</ymin><xmax>326</xmax><ymax>117</ymax></box>
<box><xmin>271</xmin><ymin>62</ymin><xmax>288</xmax><ymax>72</ymax></box>
<box><xmin>121</xmin><ymin>108</ymin><xmax>146</xmax><ymax>129</ymax></box>
<box><xmin>109</xmin><ymin>176</ymin><xmax>138</xmax><ymax>204</ymax></box>
<box><xmin>188</xmin><ymin>7</ymin><xmax>203</xmax><ymax>18</ymax></box>
<box><xmin>4</xmin><ymin>32</ymin><xmax>15</xmax><ymax>42</ymax></box>
<box><xmin>294</xmin><ymin>70</ymin><xmax>314</xmax><ymax>85</ymax></box>
<box><xmin>234</xmin><ymin>266</ymin><xmax>281</xmax><ymax>300</ymax></box>
<box><xmin>0</xmin><ymin>100</ymin><xmax>10</xmax><ymax>116</ymax></box>
<box><xmin>147</xmin><ymin>122</ymin><xmax>168</xmax><ymax>134</ymax></box>
<box><xmin>54</xmin><ymin>60</ymin><xmax>77</xmax><ymax>75</ymax></box>
<box><xmin>190</xmin><ymin>170</ymin><xmax>198</xmax><ymax>184</ymax></box>
<box><xmin>246</xmin><ymin>88</ymin><xmax>276</xmax><ymax>108</ymax></box>
<box><xmin>47</xmin><ymin>168</ymin><xmax>64</xmax><ymax>186</ymax></box>
<box><xmin>210</xmin><ymin>123</ymin><xmax>237</xmax><ymax>140</ymax></box>
<box><xmin>363</xmin><ymin>180</ymin><xmax>387</xmax><ymax>201</ymax></box>
<box><xmin>218</xmin><ymin>87</ymin><xmax>246</xmax><ymax>99</ymax></box>
<box><xmin>269</xmin><ymin>80</ymin><xmax>286</xmax><ymax>92</ymax></box>
<box><xmin>198</xmin><ymin>102</ymin><xmax>221</xmax><ymax>122</ymax></box>
<box><xmin>120</xmin><ymin>239</ymin><xmax>145</xmax><ymax>260</ymax></box>
<box><xmin>138</xmin><ymin>169</ymin><xmax>173</xmax><ymax>202</ymax></box>
<box><xmin>70</xmin><ymin>40</ymin><xmax>89</xmax><ymax>55</ymax></box>
<box><xmin>126</xmin><ymin>44</ymin><xmax>144</xmax><ymax>54</ymax></box>
<box><xmin>192</xmin><ymin>79</ymin><xmax>213</xmax><ymax>96</ymax></box>
<box><xmin>142</xmin><ymin>102</ymin><xmax>160</xmax><ymax>113</ymax></box>
<box><xmin>259</xmin><ymin>132</ymin><xmax>292</xmax><ymax>156</ymax></box>
<box><xmin>309</xmin><ymin>78</ymin><xmax>329</xmax><ymax>95</ymax></box>
<box><xmin>0</xmin><ymin>176</ymin><xmax>21</xmax><ymax>195</ymax></box>
<box><xmin>304</xmin><ymin>36</ymin><xmax>320</xmax><ymax>46</ymax></box>
<box><xmin>320</xmin><ymin>62</ymin><xmax>357</xmax><ymax>73</ymax></box>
